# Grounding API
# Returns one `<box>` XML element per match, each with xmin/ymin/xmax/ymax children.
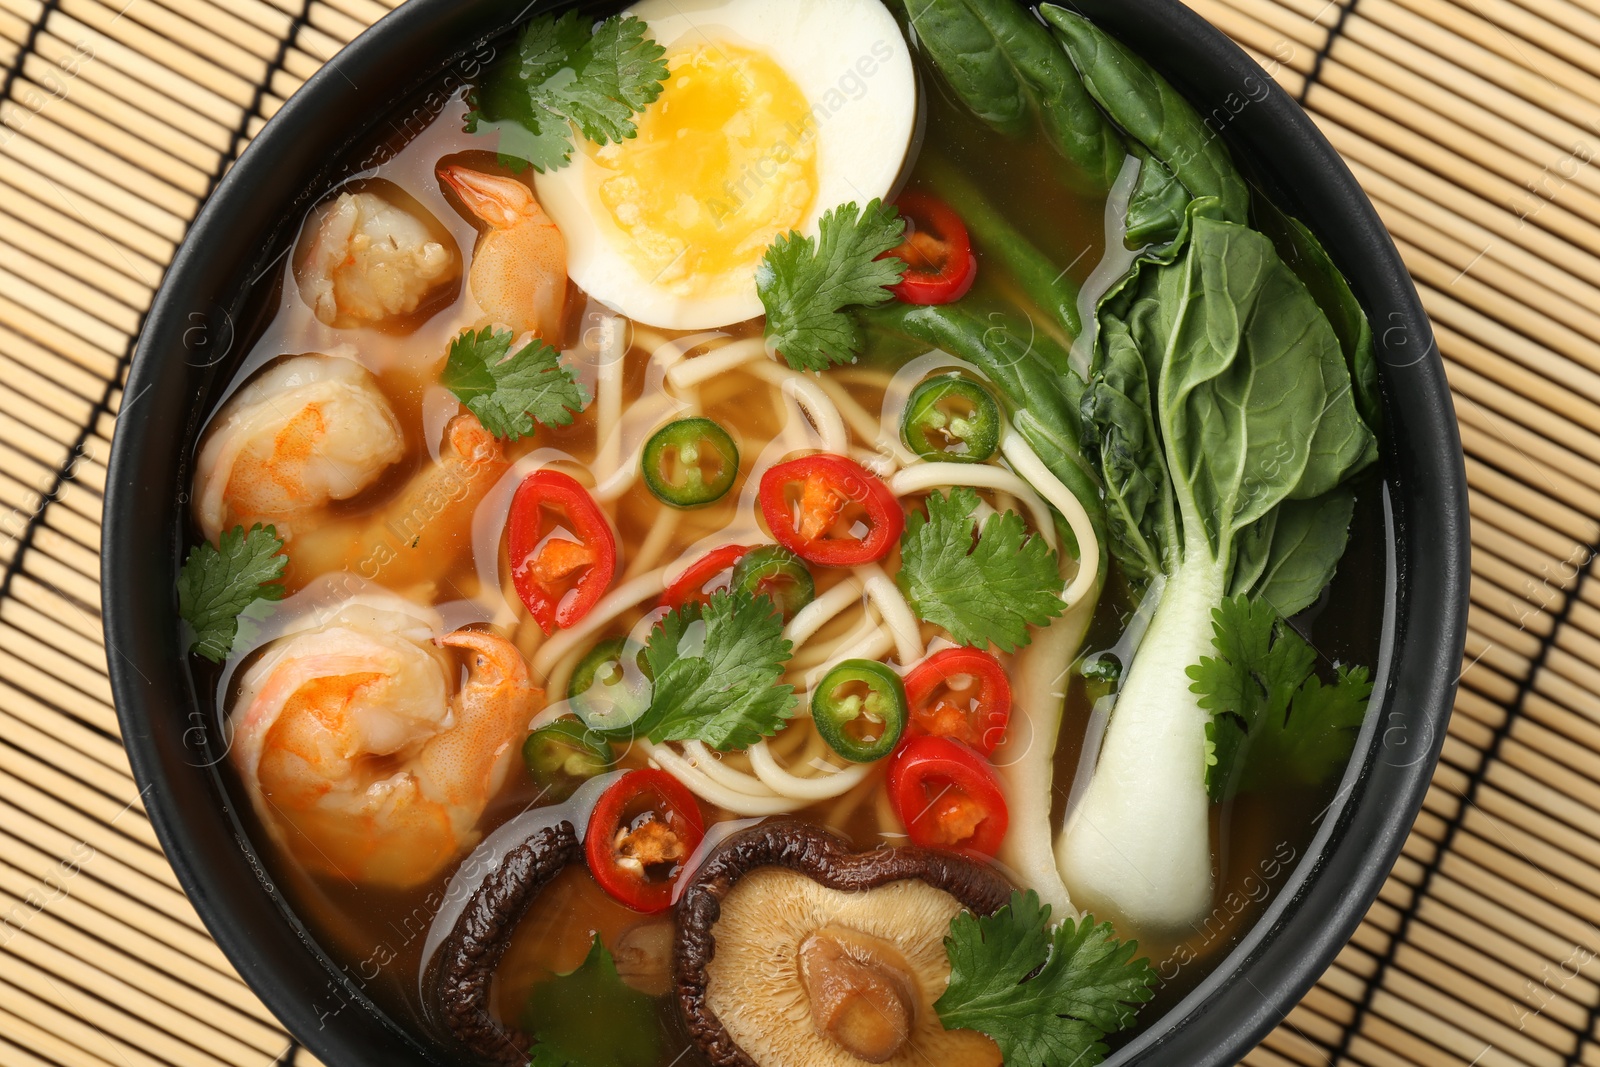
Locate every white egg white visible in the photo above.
<box><xmin>534</xmin><ymin>0</ymin><xmax>917</xmax><ymax>331</ymax></box>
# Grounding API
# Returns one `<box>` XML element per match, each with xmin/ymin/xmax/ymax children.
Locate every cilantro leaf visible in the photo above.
<box><xmin>515</xmin><ymin>9</ymin><xmax>594</xmax><ymax>85</ymax></box>
<box><xmin>442</xmin><ymin>325</ymin><xmax>589</xmax><ymax>440</ymax></box>
<box><xmin>464</xmin><ymin>13</ymin><xmax>590</xmax><ymax>171</ymax></box>
<box><xmin>465</xmin><ymin>101</ymin><xmax>575</xmax><ymax>175</ymax></box>
<box><xmin>896</xmin><ymin>487</ymin><xmax>1066</xmax><ymax>653</ymax></box>
<box><xmin>643</xmin><ymin>590</ymin><xmax>798</xmax><ymax>750</ymax></box>
<box><xmin>1192</xmin><ymin>594</ymin><xmax>1374</xmax><ymax>801</ymax></box>
<box><xmin>177</xmin><ymin>524</ymin><xmax>287</xmax><ymax>663</ymax></box>
<box><xmin>757</xmin><ymin>200</ymin><xmax>906</xmax><ymax>372</ymax></box>
<box><xmin>936</xmin><ymin>890</ymin><xmax>1157</xmax><ymax>1067</ymax></box>
<box><xmin>465</xmin><ymin>12</ymin><xmax>668</xmax><ymax>173</ymax></box>
<box><xmin>1274</xmin><ymin>667</ymin><xmax>1373</xmax><ymax>772</ymax></box>
<box><xmin>550</xmin><ymin>15</ymin><xmax>672</xmax><ymax>146</ymax></box>
<box><xmin>522</xmin><ymin>935</ymin><xmax>661</xmax><ymax>1067</ymax></box>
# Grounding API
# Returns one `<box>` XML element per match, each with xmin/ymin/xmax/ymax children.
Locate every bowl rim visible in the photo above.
<box><xmin>102</xmin><ymin>1</ymin><xmax>1469</xmax><ymax>1064</ymax></box>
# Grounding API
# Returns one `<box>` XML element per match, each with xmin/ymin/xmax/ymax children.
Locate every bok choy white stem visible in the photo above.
<box><xmin>1056</xmin><ymin>557</ymin><xmax>1224</xmax><ymax>929</ymax></box>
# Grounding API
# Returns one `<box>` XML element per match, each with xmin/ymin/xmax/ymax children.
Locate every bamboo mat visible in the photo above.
<box><xmin>0</xmin><ymin>0</ymin><xmax>1588</xmax><ymax>1063</ymax></box>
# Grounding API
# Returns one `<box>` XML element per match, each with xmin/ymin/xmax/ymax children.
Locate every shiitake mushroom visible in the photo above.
<box><xmin>675</xmin><ymin>820</ymin><xmax>1011</xmax><ymax>1067</ymax></box>
<box><xmin>425</xmin><ymin>821</ymin><xmax>581</xmax><ymax>1066</ymax></box>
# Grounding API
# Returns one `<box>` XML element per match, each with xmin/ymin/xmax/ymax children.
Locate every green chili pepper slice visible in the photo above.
<box><xmin>900</xmin><ymin>374</ymin><xmax>1001</xmax><ymax>463</ymax></box>
<box><xmin>730</xmin><ymin>545</ymin><xmax>815</xmax><ymax>621</ymax></box>
<box><xmin>643</xmin><ymin>418</ymin><xmax>739</xmax><ymax>508</ymax></box>
<box><xmin>569</xmin><ymin>637</ymin><xmax>655</xmax><ymax>741</ymax></box>
<box><xmin>812</xmin><ymin>659</ymin><xmax>908</xmax><ymax>763</ymax></box>
<box><xmin>522</xmin><ymin>718</ymin><xmax>611</xmax><ymax>803</ymax></box>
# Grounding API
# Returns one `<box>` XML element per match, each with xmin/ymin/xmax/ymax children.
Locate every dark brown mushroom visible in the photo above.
<box><xmin>425</xmin><ymin>821</ymin><xmax>580</xmax><ymax>1067</ymax></box>
<box><xmin>676</xmin><ymin>821</ymin><xmax>1011</xmax><ymax>1067</ymax></box>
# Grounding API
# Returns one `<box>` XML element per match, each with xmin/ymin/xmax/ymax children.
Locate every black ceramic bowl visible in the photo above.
<box><xmin>103</xmin><ymin>1</ymin><xmax>1469</xmax><ymax>1064</ymax></box>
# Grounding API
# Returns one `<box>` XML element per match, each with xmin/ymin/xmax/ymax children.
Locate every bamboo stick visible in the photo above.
<box><xmin>1397</xmin><ymin>939</ymin><xmax>1572</xmax><ymax>1059</ymax></box>
<box><xmin>1377</xmin><ymin>978</ymin><xmax>1536</xmax><ymax>1065</ymax></box>
<box><xmin>0</xmin><ymin>948</ymin><xmax>232</xmax><ymax>1067</ymax></box>
<box><xmin>0</xmin><ymin>827</ymin><xmax>226</xmax><ymax>968</ymax></box>
<box><xmin>0</xmin><ymin>892</ymin><xmax>284</xmax><ymax>1055</ymax></box>
<box><xmin>1355</xmin><ymin>0</ymin><xmax>1600</xmax><ymax>125</ymax></box>
<box><xmin>1242</xmin><ymin>1044</ymin><xmax>1303</xmax><ymax>1067</ymax></box>
<box><xmin>1416</xmin><ymin>890</ymin><xmax>1597</xmax><ymax>1005</ymax></box>
<box><xmin>1358</xmin><ymin>1009</ymin><xmax>1476</xmax><ymax>1067</ymax></box>
<box><xmin>0</xmin><ymin>997</ymin><xmax>128</xmax><ymax>1067</ymax></box>
<box><xmin>44</xmin><ymin>6</ymin><xmax>241</xmax><ymax>126</ymax></box>
<box><xmin>0</xmin><ymin>863</ymin><xmax>270</xmax><ymax>1023</ymax></box>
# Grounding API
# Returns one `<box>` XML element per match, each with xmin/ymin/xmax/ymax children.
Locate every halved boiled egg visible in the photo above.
<box><xmin>534</xmin><ymin>0</ymin><xmax>917</xmax><ymax>331</ymax></box>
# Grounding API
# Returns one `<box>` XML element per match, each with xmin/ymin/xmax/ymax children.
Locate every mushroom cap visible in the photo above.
<box><xmin>425</xmin><ymin>821</ymin><xmax>581</xmax><ymax>1066</ymax></box>
<box><xmin>676</xmin><ymin>821</ymin><xmax>1012</xmax><ymax>1067</ymax></box>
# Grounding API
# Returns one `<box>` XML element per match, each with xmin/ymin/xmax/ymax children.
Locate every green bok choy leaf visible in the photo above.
<box><xmin>901</xmin><ymin>0</ymin><xmax>1125</xmax><ymax>186</ymax></box>
<box><xmin>1042</xmin><ymin>6</ymin><xmax>1250</xmax><ymax>243</ymax></box>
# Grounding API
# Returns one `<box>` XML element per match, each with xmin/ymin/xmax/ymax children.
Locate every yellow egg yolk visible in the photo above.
<box><xmin>591</xmin><ymin>41</ymin><xmax>818</xmax><ymax>297</ymax></box>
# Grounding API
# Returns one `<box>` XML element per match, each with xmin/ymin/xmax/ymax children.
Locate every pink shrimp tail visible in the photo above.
<box><xmin>439</xmin><ymin>165</ymin><xmax>536</xmax><ymax>230</ymax></box>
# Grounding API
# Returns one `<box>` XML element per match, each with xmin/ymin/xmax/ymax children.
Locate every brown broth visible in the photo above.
<box><xmin>193</xmin><ymin>10</ymin><xmax>1388</xmax><ymax>1064</ymax></box>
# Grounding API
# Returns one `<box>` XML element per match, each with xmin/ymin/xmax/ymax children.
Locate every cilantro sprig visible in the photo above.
<box><xmin>465</xmin><ymin>11</ymin><xmax>669</xmax><ymax>173</ymax></box>
<box><xmin>177</xmin><ymin>524</ymin><xmax>287</xmax><ymax>663</ymax></box>
<box><xmin>757</xmin><ymin>199</ymin><xmax>907</xmax><ymax>372</ymax></box>
<box><xmin>1193</xmin><ymin>595</ymin><xmax>1374</xmax><ymax>802</ymax></box>
<box><xmin>896</xmin><ymin>487</ymin><xmax>1066</xmax><ymax>653</ymax></box>
<box><xmin>523</xmin><ymin>936</ymin><xmax>660</xmax><ymax>1067</ymax></box>
<box><xmin>642</xmin><ymin>589</ymin><xmax>798</xmax><ymax>751</ymax></box>
<box><xmin>936</xmin><ymin>890</ymin><xmax>1157</xmax><ymax>1067</ymax></box>
<box><xmin>442</xmin><ymin>325</ymin><xmax>589</xmax><ymax>440</ymax></box>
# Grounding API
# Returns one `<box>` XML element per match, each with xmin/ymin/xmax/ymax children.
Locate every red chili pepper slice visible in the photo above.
<box><xmin>508</xmin><ymin>470</ymin><xmax>616</xmax><ymax>634</ymax></box>
<box><xmin>903</xmin><ymin>648</ymin><xmax>1014</xmax><ymax>756</ymax></box>
<box><xmin>584</xmin><ymin>769</ymin><xmax>705</xmax><ymax>914</ymax></box>
<box><xmin>758</xmin><ymin>454</ymin><xmax>904</xmax><ymax>568</ymax></box>
<box><xmin>883</xmin><ymin>191</ymin><xmax>978</xmax><ymax>305</ymax></box>
<box><xmin>887</xmin><ymin>736</ymin><xmax>1009</xmax><ymax>857</ymax></box>
<box><xmin>660</xmin><ymin>544</ymin><xmax>749</xmax><ymax>611</ymax></box>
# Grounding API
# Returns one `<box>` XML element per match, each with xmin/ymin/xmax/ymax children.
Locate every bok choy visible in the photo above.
<box><xmin>1042</xmin><ymin>7</ymin><xmax>1250</xmax><ymax>233</ymax></box>
<box><xmin>897</xmin><ymin>0</ymin><xmax>1382</xmax><ymax>933</ymax></box>
<box><xmin>901</xmin><ymin>0</ymin><xmax>1124</xmax><ymax>186</ymax></box>
<box><xmin>1057</xmin><ymin>200</ymin><xmax>1378</xmax><ymax>932</ymax></box>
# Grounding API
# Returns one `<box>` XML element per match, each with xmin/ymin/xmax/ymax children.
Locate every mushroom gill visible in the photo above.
<box><xmin>676</xmin><ymin>821</ymin><xmax>1009</xmax><ymax>1067</ymax></box>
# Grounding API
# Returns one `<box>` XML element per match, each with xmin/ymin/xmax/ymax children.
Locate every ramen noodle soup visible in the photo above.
<box><xmin>179</xmin><ymin>2</ymin><xmax>1386</xmax><ymax>1064</ymax></box>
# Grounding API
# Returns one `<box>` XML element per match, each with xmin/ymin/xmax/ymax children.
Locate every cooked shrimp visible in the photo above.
<box><xmin>297</xmin><ymin>190</ymin><xmax>461</xmax><ymax>328</ymax></box>
<box><xmin>194</xmin><ymin>354</ymin><xmax>406</xmax><ymax>544</ymax></box>
<box><xmin>285</xmin><ymin>413</ymin><xmax>509</xmax><ymax>594</ymax></box>
<box><xmin>230</xmin><ymin>596</ymin><xmax>539</xmax><ymax>887</ymax></box>
<box><xmin>439</xmin><ymin>165</ymin><xmax>568</xmax><ymax>341</ymax></box>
